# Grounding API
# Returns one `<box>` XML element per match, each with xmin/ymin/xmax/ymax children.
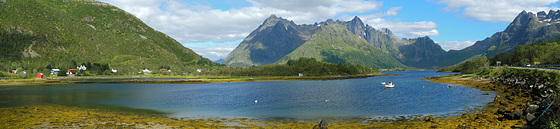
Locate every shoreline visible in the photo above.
<box><xmin>0</xmin><ymin>74</ymin><xmax>399</xmax><ymax>86</ymax></box>
<box><xmin>419</xmin><ymin>75</ymin><xmax>529</xmax><ymax>128</ymax></box>
<box><xmin>0</xmin><ymin>74</ymin><xmax>529</xmax><ymax>128</ymax></box>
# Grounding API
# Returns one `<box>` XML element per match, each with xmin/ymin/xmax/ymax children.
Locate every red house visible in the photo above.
<box><xmin>36</xmin><ymin>73</ymin><xmax>43</xmax><ymax>79</ymax></box>
<box><xmin>67</xmin><ymin>69</ymin><xmax>78</xmax><ymax>74</ymax></box>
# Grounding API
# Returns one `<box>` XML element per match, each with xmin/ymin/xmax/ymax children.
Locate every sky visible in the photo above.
<box><xmin>98</xmin><ymin>0</ymin><xmax>560</xmax><ymax>61</ymax></box>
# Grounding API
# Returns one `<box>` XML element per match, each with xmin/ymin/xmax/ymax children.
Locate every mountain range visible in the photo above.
<box><xmin>3</xmin><ymin>0</ymin><xmax>559</xmax><ymax>72</ymax></box>
<box><xmin>0</xmin><ymin>0</ymin><xmax>216</xmax><ymax>73</ymax></box>
<box><xmin>224</xmin><ymin>10</ymin><xmax>560</xmax><ymax>69</ymax></box>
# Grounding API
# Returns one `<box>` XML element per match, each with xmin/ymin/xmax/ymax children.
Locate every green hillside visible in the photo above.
<box><xmin>489</xmin><ymin>40</ymin><xmax>560</xmax><ymax>66</ymax></box>
<box><xmin>0</xmin><ymin>0</ymin><xmax>216</xmax><ymax>74</ymax></box>
<box><xmin>277</xmin><ymin>24</ymin><xmax>406</xmax><ymax>68</ymax></box>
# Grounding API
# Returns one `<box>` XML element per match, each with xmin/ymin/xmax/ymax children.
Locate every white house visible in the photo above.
<box><xmin>111</xmin><ymin>68</ymin><xmax>117</xmax><ymax>73</ymax></box>
<box><xmin>50</xmin><ymin>69</ymin><xmax>60</xmax><ymax>75</ymax></box>
<box><xmin>142</xmin><ymin>68</ymin><xmax>151</xmax><ymax>73</ymax></box>
<box><xmin>77</xmin><ymin>65</ymin><xmax>87</xmax><ymax>70</ymax></box>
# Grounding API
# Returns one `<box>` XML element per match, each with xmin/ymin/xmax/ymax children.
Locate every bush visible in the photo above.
<box><xmin>57</xmin><ymin>69</ymin><xmax>67</xmax><ymax>76</ymax></box>
<box><xmin>438</xmin><ymin>56</ymin><xmax>490</xmax><ymax>75</ymax></box>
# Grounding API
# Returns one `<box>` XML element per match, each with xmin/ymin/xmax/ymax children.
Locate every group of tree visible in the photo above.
<box><xmin>202</xmin><ymin>57</ymin><xmax>378</xmax><ymax>76</ymax></box>
<box><xmin>489</xmin><ymin>40</ymin><xmax>560</xmax><ymax>66</ymax></box>
<box><xmin>437</xmin><ymin>56</ymin><xmax>491</xmax><ymax>75</ymax></box>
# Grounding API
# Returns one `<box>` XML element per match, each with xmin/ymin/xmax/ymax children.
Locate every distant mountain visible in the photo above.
<box><xmin>0</xmin><ymin>0</ymin><xmax>216</xmax><ymax>72</ymax></box>
<box><xmin>398</xmin><ymin>36</ymin><xmax>447</xmax><ymax>69</ymax></box>
<box><xmin>223</xmin><ymin>15</ymin><xmax>318</xmax><ymax>67</ymax></box>
<box><xmin>224</xmin><ymin>15</ymin><xmax>410</xmax><ymax>68</ymax></box>
<box><xmin>213</xmin><ymin>59</ymin><xmax>225</xmax><ymax>63</ymax></box>
<box><xmin>224</xmin><ymin>15</ymin><xmax>442</xmax><ymax>69</ymax></box>
<box><xmin>225</xmin><ymin>10</ymin><xmax>560</xmax><ymax>69</ymax></box>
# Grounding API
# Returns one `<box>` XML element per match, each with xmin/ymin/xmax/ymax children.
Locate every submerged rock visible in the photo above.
<box><xmin>313</xmin><ymin>119</ymin><xmax>328</xmax><ymax>129</ymax></box>
<box><xmin>525</xmin><ymin>104</ymin><xmax>539</xmax><ymax>114</ymax></box>
<box><xmin>526</xmin><ymin>113</ymin><xmax>536</xmax><ymax>122</ymax></box>
<box><xmin>424</xmin><ymin>116</ymin><xmax>434</xmax><ymax>122</ymax></box>
<box><xmin>504</xmin><ymin>110</ymin><xmax>523</xmax><ymax>120</ymax></box>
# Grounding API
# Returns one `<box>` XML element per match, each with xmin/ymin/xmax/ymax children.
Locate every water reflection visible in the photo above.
<box><xmin>0</xmin><ymin>71</ymin><xmax>495</xmax><ymax>119</ymax></box>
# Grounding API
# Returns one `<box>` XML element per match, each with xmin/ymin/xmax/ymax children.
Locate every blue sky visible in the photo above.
<box><xmin>99</xmin><ymin>0</ymin><xmax>560</xmax><ymax>60</ymax></box>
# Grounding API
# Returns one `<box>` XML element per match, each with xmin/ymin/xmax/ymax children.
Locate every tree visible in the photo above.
<box><xmin>70</xmin><ymin>60</ymin><xmax>77</xmax><ymax>69</ymax></box>
<box><xmin>57</xmin><ymin>69</ymin><xmax>67</xmax><ymax>76</ymax></box>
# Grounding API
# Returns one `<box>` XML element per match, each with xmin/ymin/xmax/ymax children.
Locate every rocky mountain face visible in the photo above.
<box><xmin>224</xmin><ymin>15</ymin><xmax>412</xmax><ymax>68</ymax></box>
<box><xmin>225</xmin><ymin>10</ymin><xmax>560</xmax><ymax>69</ymax></box>
<box><xmin>223</xmin><ymin>15</ymin><xmax>319</xmax><ymax>66</ymax></box>
<box><xmin>0</xmin><ymin>0</ymin><xmax>216</xmax><ymax>73</ymax></box>
<box><xmin>276</xmin><ymin>24</ymin><xmax>407</xmax><ymax>68</ymax></box>
<box><xmin>398</xmin><ymin>37</ymin><xmax>447</xmax><ymax>69</ymax></box>
<box><xmin>224</xmin><ymin>15</ymin><xmax>442</xmax><ymax>69</ymax></box>
<box><xmin>448</xmin><ymin>10</ymin><xmax>560</xmax><ymax>63</ymax></box>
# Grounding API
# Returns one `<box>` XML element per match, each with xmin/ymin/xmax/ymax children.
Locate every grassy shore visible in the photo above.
<box><xmin>0</xmin><ymin>74</ymin><xmax>531</xmax><ymax>128</ymax></box>
<box><xmin>0</xmin><ymin>74</ymin><xmax>398</xmax><ymax>86</ymax></box>
<box><xmin>417</xmin><ymin>75</ymin><xmax>528</xmax><ymax>128</ymax></box>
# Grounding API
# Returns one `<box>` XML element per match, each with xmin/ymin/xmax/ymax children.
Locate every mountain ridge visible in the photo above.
<box><xmin>225</xmin><ymin>10</ymin><xmax>560</xmax><ymax>69</ymax></box>
<box><xmin>444</xmin><ymin>10</ymin><xmax>560</xmax><ymax>65</ymax></box>
<box><xmin>224</xmin><ymin>15</ymin><xmax>441</xmax><ymax>69</ymax></box>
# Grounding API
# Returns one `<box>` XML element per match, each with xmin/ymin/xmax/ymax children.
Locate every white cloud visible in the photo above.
<box><xmin>100</xmin><ymin>0</ymin><xmax>383</xmax><ymax>43</ymax></box>
<box><xmin>435</xmin><ymin>41</ymin><xmax>476</xmax><ymax>51</ymax></box>
<box><xmin>357</xmin><ymin>7</ymin><xmax>440</xmax><ymax>38</ymax></box>
<box><xmin>248</xmin><ymin>0</ymin><xmax>381</xmax><ymax>14</ymax></box>
<box><xmin>436</xmin><ymin>0</ymin><xmax>560</xmax><ymax>22</ymax></box>
<box><xmin>185</xmin><ymin>43</ymin><xmax>240</xmax><ymax>61</ymax></box>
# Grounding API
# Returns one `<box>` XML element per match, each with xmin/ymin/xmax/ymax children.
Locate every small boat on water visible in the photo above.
<box><xmin>384</xmin><ymin>81</ymin><xmax>394</xmax><ymax>88</ymax></box>
<box><xmin>381</xmin><ymin>82</ymin><xmax>386</xmax><ymax>85</ymax></box>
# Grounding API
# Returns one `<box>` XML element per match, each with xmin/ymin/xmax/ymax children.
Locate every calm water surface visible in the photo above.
<box><xmin>0</xmin><ymin>71</ymin><xmax>495</xmax><ymax>119</ymax></box>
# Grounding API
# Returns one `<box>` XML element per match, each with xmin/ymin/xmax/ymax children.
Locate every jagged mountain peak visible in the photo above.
<box><xmin>546</xmin><ymin>10</ymin><xmax>559</xmax><ymax>19</ymax></box>
<box><xmin>507</xmin><ymin>10</ymin><xmax>560</xmax><ymax>31</ymax></box>
<box><xmin>324</xmin><ymin>19</ymin><xmax>336</xmax><ymax>24</ymax></box>
<box><xmin>539</xmin><ymin>10</ymin><xmax>560</xmax><ymax>24</ymax></box>
<box><xmin>258</xmin><ymin>14</ymin><xmax>298</xmax><ymax>32</ymax></box>
<box><xmin>416</xmin><ymin>36</ymin><xmax>432</xmax><ymax>40</ymax></box>
<box><xmin>268</xmin><ymin>14</ymin><xmax>278</xmax><ymax>19</ymax></box>
<box><xmin>504</xmin><ymin>10</ymin><xmax>538</xmax><ymax>33</ymax></box>
<box><xmin>350</xmin><ymin>16</ymin><xmax>364</xmax><ymax>24</ymax></box>
<box><xmin>537</xmin><ymin>11</ymin><xmax>547</xmax><ymax>18</ymax></box>
<box><xmin>345</xmin><ymin>16</ymin><xmax>367</xmax><ymax>38</ymax></box>
<box><xmin>381</xmin><ymin>28</ymin><xmax>393</xmax><ymax>35</ymax></box>
<box><xmin>262</xmin><ymin>14</ymin><xmax>285</xmax><ymax>25</ymax></box>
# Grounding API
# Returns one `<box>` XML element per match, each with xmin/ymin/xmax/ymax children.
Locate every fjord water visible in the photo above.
<box><xmin>0</xmin><ymin>71</ymin><xmax>494</xmax><ymax>119</ymax></box>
